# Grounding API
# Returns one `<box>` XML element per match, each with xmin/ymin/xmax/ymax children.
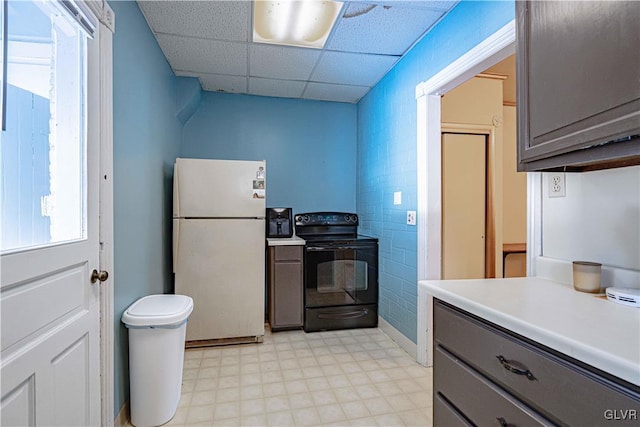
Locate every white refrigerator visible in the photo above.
<box><xmin>173</xmin><ymin>158</ymin><xmax>266</xmax><ymax>343</ymax></box>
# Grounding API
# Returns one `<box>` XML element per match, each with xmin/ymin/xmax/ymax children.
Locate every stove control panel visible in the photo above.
<box><xmin>295</xmin><ymin>212</ymin><xmax>358</xmax><ymax>227</ymax></box>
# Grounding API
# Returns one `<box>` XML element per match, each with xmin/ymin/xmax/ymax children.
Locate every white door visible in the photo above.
<box><xmin>442</xmin><ymin>133</ymin><xmax>487</xmax><ymax>279</ymax></box>
<box><xmin>174</xmin><ymin>218</ymin><xmax>265</xmax><ymax>342</ymax></box>
<box><xmin>1</xmin><ymin>1</ymin><xmax>103</xmax><ymax>425</ymax></box>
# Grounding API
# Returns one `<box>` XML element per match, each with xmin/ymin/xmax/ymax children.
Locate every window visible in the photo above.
<box><xmin>1</xmin><ymin>0</ymin><xmax>90</xmax><ymax>253</ymax></box>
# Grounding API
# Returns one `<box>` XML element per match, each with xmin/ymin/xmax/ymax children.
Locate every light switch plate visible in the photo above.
<box><xmin>394</xmin><ymin>191</ymin><xmax>402</xmax><ymax>205</ymax></box>
<box><xmin>407</xmin><ymin>210</ymin><xmax>416</xmax><ymax>225</ymax></box>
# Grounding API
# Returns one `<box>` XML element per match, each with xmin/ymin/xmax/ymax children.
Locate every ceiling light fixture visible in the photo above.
<box><xmin>253</xmin><ymin>0</ymin><xmax>344</xmax><ymax>49</ymax></box>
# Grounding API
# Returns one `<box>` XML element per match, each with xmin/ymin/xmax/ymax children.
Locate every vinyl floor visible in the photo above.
<box><xmin>130</xmin><ymin>327</ymin><xmax>433</xmax><ymax>426</ymax></box>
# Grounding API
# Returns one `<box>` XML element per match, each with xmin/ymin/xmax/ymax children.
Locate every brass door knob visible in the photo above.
<box><xmin>91</xmin><ymin>269</ymin><xmax>109</xmax><ymax>283</ymax></box>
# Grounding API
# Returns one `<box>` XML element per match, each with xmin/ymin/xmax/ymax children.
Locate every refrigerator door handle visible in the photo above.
<box><xmin>173</xmin><ymin>162</ymin><xmax>180</xmax><ymax>218</ymax></box>
<box><xmin>173</xmin><ymin>219</ymin><xmax>179</xmax><ymax>273</ymax></box>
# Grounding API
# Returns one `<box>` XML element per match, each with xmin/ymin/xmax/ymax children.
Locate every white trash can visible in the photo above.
<box><xmin>122</xmin><ymin>294</ymin><xmax>194</xmax><ymax>427</ymax></box>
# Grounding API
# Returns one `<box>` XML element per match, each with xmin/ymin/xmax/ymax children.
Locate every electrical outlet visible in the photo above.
<box><xmin>548</xmin><ymin>173</ymin><xmax>566</xmax><ymax>198</ymax></box>
<box><xmin>407</xmin><ymin>210</ymin><xmax>416</xmax><ymax>225</ymax></box>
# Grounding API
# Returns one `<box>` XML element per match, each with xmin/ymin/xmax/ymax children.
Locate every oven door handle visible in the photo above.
<box><xmin>306</xmin><ymin>246</ymin><xmax>362</xmax><ymax>251</ymax></box>
<box><xmin>317</xmin><ymin>309</ymin><xmax>369</xmax><ymax>320</ymax></box>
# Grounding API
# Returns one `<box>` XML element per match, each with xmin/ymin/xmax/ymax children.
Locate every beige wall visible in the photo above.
<box><xmin>502</xmin><ymin>106</ymin><xmax>527</xmax><ymax>244</ymax></box>
<box><xmin>485</xmin><ymin>55</ymin><xmax>516</xmax><ymax>105</ymax></box>
<box><xmin>441</xmin><ymin>76</ymin><xmax>504</xmax><ymax>125</ymax></box>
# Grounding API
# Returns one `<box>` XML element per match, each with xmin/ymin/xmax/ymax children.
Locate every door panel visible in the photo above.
<box><xmin>1</xmin><ymin>299</ymin><xmax>99</xmax><ymax>426</ymax></box>
<box><xmin>442</xmin><ymin>133</ymin><xmax>486</xmax><ymax>279</ymax></box>
<box><xmin>273</xmin><ymin>262</ymin><xmax>303</xmax><ymax>326</ymax></box>
<box><xmin>174</xmin><ymin>158</ymin><xmax>266</xmax><ymax>218</ymax></box>
<box><xmin>52</xmin><ymin>334</ymin><xmax>91</xmax><ymax>425</ymax></box>
<box><xmin>1</xmin><ymin>377</ymin><xmax>35</xmax><ymax>426</ymax></box>
<box><xmin>175</xmin><ymin>218</ymin><xmax>265</xmax><ymax>341</ymax></box>
<box><xmin>1</xmin><ymin>267</ymin><xmax>85</xmax><ymax>351</ymax></box>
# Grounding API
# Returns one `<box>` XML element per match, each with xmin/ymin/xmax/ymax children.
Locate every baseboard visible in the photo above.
<box><xmin>114</xmin><ymin>401</ymin><xmax>129</xmax><ymax>427</ymax></box>
<box><xmin>378</xmin><ymin>316</ymin><xmax>417</xmax><ymax>360</ymax></box>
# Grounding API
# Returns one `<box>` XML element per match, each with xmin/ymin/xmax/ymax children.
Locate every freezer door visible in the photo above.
<box><xmin>174</xmin><ymin>158</ymin><xmax>265</xmax><ymax>218</ymax></box>
<box><xmin>174</xmin><ymin>218</ymin><xmax>265</xmax><ymax>341</ymax></box>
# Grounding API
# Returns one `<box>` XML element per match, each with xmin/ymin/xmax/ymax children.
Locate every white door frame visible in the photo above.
<box><xmin>85</xmin><ymin>1</ymin><xmax>115</xmax><ymax>425</ymax></box>
<box><xmin>414</xmin><ymin>21</ymin><xmax>522</xmax><ymax>366</ymax></box>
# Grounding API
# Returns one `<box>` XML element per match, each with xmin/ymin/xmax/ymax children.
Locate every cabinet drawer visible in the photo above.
<box><xmin>435</xmin><ymin>346</ymin><xmax>551</xmax><ymax>426</ymax></box>
<box><xmin>274</xmin><ymin>245</ymin><xmax>302</xmax><ymax>262</ymax></box>
<box><xmin>434</xmin><ymin>300</ymin><xmax>640</xmax><ymax>426</ymax></box>
<box><xmin>434</xmin><ymin>393</ymin><xmax>472</xmax><ymax>427</ymax></box>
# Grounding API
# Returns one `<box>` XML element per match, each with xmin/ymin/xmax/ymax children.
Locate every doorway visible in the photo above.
<box><xmin>415</xmin><ymin>20</ymin><xmax>518</xmax><ymax>366</ymax></box>
<box><xmin>438</xmin><ymin>69</ymin><xmax>510</xmax><ymax>280</ymax></box>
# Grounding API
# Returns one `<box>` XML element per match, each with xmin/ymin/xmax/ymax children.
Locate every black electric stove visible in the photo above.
<box><xmin>295</xmin><ymin>212</ymin><xmax>378</xmax><ymax>332</ymax></box>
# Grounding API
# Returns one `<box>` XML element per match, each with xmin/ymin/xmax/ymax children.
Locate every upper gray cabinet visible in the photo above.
<box><xmin>516</xmin><ymin>1</ymin><xmax>640</xmax><ymax>171</ymax></box>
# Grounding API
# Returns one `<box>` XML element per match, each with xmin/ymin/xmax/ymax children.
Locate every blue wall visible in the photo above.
<box><xmin>111</xmin><ymin>0</ymin><xmax>182</xmax><ymax>417</ymax></box>
<box><xmin>182</xmin><ymin>93</ymin><xmax>357</xmax><ymax>213</ymax></box>
<box><xmin>108</xmin><ymin>0</ymin><xmax>516</xmax><ymax>417</ymax></box>
<box><xmin>357</xmin><ymin>0</ymin><xmax>515</xmax><ymax>343</ymax></box>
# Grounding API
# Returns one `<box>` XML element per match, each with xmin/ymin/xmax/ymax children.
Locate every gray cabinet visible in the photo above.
<box><xmin>516</xmin><ymin>0</ymin><xmax>640</xmax><ymax>171</ymax></box>
<box><xmin>433</xmin><ymin>299</ymin><xmax>640</xmax><ymax>426</ymax></box>
<box><xmin>268</xmin><ymin>245</ymin><xmax>303</xmax><ymax>331</ymax></box>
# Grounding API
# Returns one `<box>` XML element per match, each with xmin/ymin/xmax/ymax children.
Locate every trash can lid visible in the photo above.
<box><xmin>122</xmin><ymin>294</ymin><xmax>193</xmax><ymax>327</ymax></box>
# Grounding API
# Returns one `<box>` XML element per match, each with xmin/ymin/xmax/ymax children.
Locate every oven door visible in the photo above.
<box><xmin>304</xmin><ymin>242</ymin><xmax>378</xmax><ymax>308</ymax></box>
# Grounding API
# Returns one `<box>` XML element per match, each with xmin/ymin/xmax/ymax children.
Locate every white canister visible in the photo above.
<box><xmin>572</xmin><ymin>261</ymin><xmax>602</xmax><ymax>293</ymax></box>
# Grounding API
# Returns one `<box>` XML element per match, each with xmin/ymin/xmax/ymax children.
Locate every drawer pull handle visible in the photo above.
<box><xmin>317</xmin><ymin>309</ymin><xmax>368</xmax><ymax>320</ymax></box>
<box><xmin>497</xmin><ymin>417</ymin><xmax>508</xmax><ymax>427</ymax></box>
<box><xmin>496</xmin><ymin>355</ymin><xmax>537</xmax><ymax>381</ymax></box>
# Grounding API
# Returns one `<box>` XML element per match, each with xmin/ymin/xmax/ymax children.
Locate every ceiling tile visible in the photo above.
<box><xmin>199</xmin><ymin>74</ymin><xmax>247</xmax><ymax>94</ymax></box>
<box><xmin>157</xmin><ymin>34</ymin><xmax>247</xmax><ymax>76</ymax></box>
<box><xmin>369</xmin><ymin>1</ymin><xmax>459</xmax><ymax>11</ymax></box>
<box><xmin>303</xmin><ymin>82</ymin><xmax>369</xmax><ymax>104</ymax></box>
<box><xmin>174</xmin><ymin>70</ymin><xmax>199</xmax><ymax>78</ymax></box>
<box><xmin>311</xmin><ymin>51</ymin><xmax>398</xmax><ymax>87</ymax></box>
<box><xmin>328</xmin><ymin>3</ymin><xmax>445</xmax><ymax>55</ymax></box>
<box><xmin>138</xmin><ymin>1</ymin><xmax>249</xmax><ymax>42</ymax></box>
<box><xmin>249</xmin><ymin>78</ymin><xmax>306</xmax><ymax>99</ymax></box>
<box><xmin>249</xmin><ymin>44</ymin><xmax>321</xmax><ymax>80</ymax></box>
<box><xmin>135</xmin><ymin>0</ymin><xmax>460</xmax><ymax>102</ymax></box>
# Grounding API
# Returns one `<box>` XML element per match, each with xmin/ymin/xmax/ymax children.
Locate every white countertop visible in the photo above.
<box><xmin>419</xmin><ymin>277</ymin><xmax>640</xmax><ymax>387</ymax></box>
<box><xmin>267</xmin><ymin>236</ymin><xmax>306</xmax><ymax>246</ymax></box>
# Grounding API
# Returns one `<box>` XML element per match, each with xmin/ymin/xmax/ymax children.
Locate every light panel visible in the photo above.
<box><xmin>253</xmin><ymin>0</ymin><xmax>343</xmax><ymax>49</ymax></box>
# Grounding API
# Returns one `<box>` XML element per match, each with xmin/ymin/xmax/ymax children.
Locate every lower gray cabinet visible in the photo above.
<box><xmin>433</xmin><ymin>299</ymin><xmax>640</xmax><ymax>426</ymax></box>
<box><xmin>268</xmin><ymin>245</ymin><xmax>303</xmax><ymax>331</ymax></box>
<box><xmin>435</xmin><ymin>346</ymin><xmax>549</xmax><ymax>426</ymax></box>
<box><xmin>434</xmin><ymin>393</ymin><xmax>472</xmax><ymax>427</ymax></box>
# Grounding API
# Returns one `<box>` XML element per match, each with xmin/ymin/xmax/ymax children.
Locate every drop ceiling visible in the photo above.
<box><xmin>138</xmin><ymin>1</ymin><xmax>459</xmax><ymax>103</ymax></box>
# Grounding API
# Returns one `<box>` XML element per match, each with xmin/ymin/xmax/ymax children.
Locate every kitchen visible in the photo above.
<box><xmin>1</xmin><ymin>0</ymin><xmax>639</xmax><ymax>426</ymax></box>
